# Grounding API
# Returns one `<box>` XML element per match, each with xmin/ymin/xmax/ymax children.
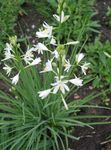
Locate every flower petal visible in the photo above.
<box><xmin>30</xmin><ymin>57</ymin><xmax>41</xmax><ymax>66</ymax></box>
<box><xmin>69</xmin><ymin>78</ymin><xmax>83</xmax><ymax>86</ymax></box>
<box><xmin>38</xmin><ymin>89</ymin><xmax>51</xmax><ymax>99</ymax></box>
<box><xmin>11</xmin><ymin>73</ymin><xmax>19</xmax><ymax>85</ymax></box>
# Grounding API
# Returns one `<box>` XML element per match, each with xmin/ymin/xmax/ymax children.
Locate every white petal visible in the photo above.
<box><xmin>61</xmin><ymin>11</ymin><xmax>70</xmax><ymax>23</ymax></box>
<box><xmin>60</xmin><ymin>85</ymin><xmax>65</xmax><ymax>94</ymax></box>
<box><xmin>81</xmin><ymin>63</ymin><xmax>90</xmax><ymax>75</ymax></box>
<box><xmin>52</xmin><ymin>50</ymin><xmax>59</xmax><ymax>59</ymax></box>
<box><xmin>11</xmin><ymin>73</ymin><xmax>19</xmax><ymax>85</ymax></box>
<box><xmin>53</xmin><ymin>11</ymin><xmax>69</xmax><ymax>23</ymax></box>
<box><xmin>69</xmin><ymin>78</ymin><xmax>83</xmax><ymax>86</ymax></box>
<box><xmin>3</xmin><ymin>64</ymin><xmax>12</xmax><ymax>76</ymax></box>
<box><xmin>64</xmin><ymin>59</ymin><xmax>71</xmax><ymax>72</ymax></box>
<box><xmin>4</xmin><ymin>43</ymin><xmax>12</xmax><ymax>51</ymax></box>
<box><xmin>23</xmin><ymin>48</ymin><xmax>34</xmax><ymax>64</ymax></box>
<box><xmin>43</xmin><ymin>22</ymin><xmax>50</xmax><ymax>29</ymax></box>
<box><xmin>61</xmin><ymin>11</ymin><xmax>64</xmax><ymax>23</ymax></box>
<box><xmin>36</xmin><ymin>31</ymin><xmax>47</xmax><ymax>38</ymax></box>
<box><xmin>30</xmin><ymin>57</ymin><xmax>41</xmax><ymax>66</ymax></box>
<box><xmin>76</xmin><ymin>53</ymin><xmax>85</xmax><ymax>64</ymax></box>
<box><xmin>34</xmin><ymin>43</ymin><xmax>48</xmax><ymax>54</ymax></box>
<box><xmin>64</xmin><ymin>84</ymin><xmax>70</xmax><ymax>92</ymax></box>
<box><xmin>61</xmin><ymin>11</ymin><xmax>69</xmax><ymax>23</ymax></box>
<box><xmin>50</xmin><ymin>37</ymin><xmax>56</xmax><ymax>45</ymax></box>
<box><xmin>53</xmin><ymin>14</ymin><xmax>60</xmax><ymax>22</ymax></box>
<box><xmin>38</xmin><ymin>89</ymin><xmax>51</xmax><ymax>99</ymax></box>
<box><xmin>3</xmin><ymin>43</ymin><xmax>14</xmax><ymax>61</ymax></box>
<box><xmin>36</xmin><ymin>22</ymin><xmax>53</xmax><ymax>39</ymax></box>
<box><xmin>53</xmin><ymin>85</ymin><xmax>59</xmax><ymax>94</ymax></box>
<box><xmin>62</xmin><ymin>15</ymin><xmax>70</xmax><ymax>23</ymax></box>
<box><xmin>40</xmin><ymin>60</ymin><xmax>53</xmax><ymax>73</ymax></box>
<box><xmin>37</xmin><ymin>43</ymin><xmax>48</xmax><ymax>50</ymax></box>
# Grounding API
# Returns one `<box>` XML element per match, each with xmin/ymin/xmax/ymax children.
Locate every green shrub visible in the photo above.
<box><xmin>85</xmin><ymin>37</ymin><xmax>111</xmax><ymax>88</ymax></box>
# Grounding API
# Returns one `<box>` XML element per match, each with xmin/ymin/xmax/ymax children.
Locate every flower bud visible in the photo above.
<box><xmin>56</xmin><ymin>44</ymin><xmax>65</xmax><ymax>56</ymax></box>
<box><xmin>52</xmin><ymin>62</ymin><xmax>57</xmax><ymax>67</ymax></box>
<box><xmin>9</xmin><ymin>36</ymin><xmax>17</xmax><ymax>46</ymax></box>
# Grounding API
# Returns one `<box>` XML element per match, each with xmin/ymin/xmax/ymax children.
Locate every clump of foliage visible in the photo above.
<box><xmin>47</xmin><ymin>0</ymin><xmax>100</xmax><ymax>41</ymax></box>
<box><xmin>85</xmin><ymin>37</ymin><xmax>111</xmax><ymax>89</ymax></box>
<box><xmin>0</xmin><ymin>0</ymin><xmax>24</xmax><ymax>52</ymax></box>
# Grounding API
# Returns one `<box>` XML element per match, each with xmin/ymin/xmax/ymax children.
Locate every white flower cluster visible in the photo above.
<box><xmin>2</xmin><ymin>11</ymin><xmax>90</xmax><ymax>110</ymax></box>
<box><xmin>2</xmin><ymin>42</ymin><xmax>42</xmax><ymax>84</ymax></box>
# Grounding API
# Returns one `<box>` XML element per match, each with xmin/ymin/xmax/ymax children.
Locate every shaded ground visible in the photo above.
<box><xmin>1</xmin><ymin>0</ymin><xmax>111</xmax><ymax>150</ymax></box>
<box><xmin>95</xmin><ymin>0</ymin><xmax>111</xmax><ymax>42</ymax></box>
<box><xmin>15</xmin><ymin>2</ymin><xmax>45</xmax><ymax>45</ymax></box>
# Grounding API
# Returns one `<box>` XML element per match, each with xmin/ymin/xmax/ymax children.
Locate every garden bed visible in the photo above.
<box><xmin>0</xmin><ymin>0</ymin><xmax>111</xmax><ymax>149</ymax></box>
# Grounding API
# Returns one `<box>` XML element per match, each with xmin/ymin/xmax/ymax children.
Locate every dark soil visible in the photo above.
<box><xmin>15</xmin><ymin>2</ymin><xmax>45</xmax><ymax>45</ymax></box>
<box><xmin>95</xmin><ymin>0</ymin><xmax>111</xmax><ymax>42</ymax></box>
<box><xmin>68</xmin><ymin>83</ymin><xmax>111</xmax><ymax>150</ymax></box>
<box><xmin>1</xmin><ymin>0</ymin><xmax>111</xmax><ymax>150</ymax></box>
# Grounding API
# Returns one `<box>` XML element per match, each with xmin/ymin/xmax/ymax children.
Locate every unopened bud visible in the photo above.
<box><xmin>9</xmin><ymin>36</ymin><xmax>17</xmax><ymax>46</ymax></box>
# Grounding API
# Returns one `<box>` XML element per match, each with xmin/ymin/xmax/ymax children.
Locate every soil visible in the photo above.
<box><xmin>1</xmin><ymin>0</ymin><xmax>111</xmax><ymax>150</ymax></box>
<box><xmin>15</xmin><ymin>2</ymin><xmax>45</xmax><ymax>47</ymax></box>
<box><xmin>95</xmin><ymin>0</ymin><xmax>111</xmax><ymax>42</ymax></box>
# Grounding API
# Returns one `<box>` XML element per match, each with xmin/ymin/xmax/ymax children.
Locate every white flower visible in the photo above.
<box><xmin>76</xmin><ymin>53</ymin><xmax>85</xmax><ymax>64</ymax></box>
<box><xmin>29</xmin><ymin>57</ymin><xmax>41</xmax><ymax>66</ymax></box>
<box><xmin>38</xmin><ymin>89</ymin><xmax>51</xmax><ymax>99</ymax></box>
<box><xmin>64</xmin><ymin>41</ymin><xmax>79</xmax><ymax>45</ymax></box>
<box><xmin>36</xmin><ymin>22</ymin><xmax>53</xmax><ymax>39</ymax></box>
<box><xmin>33</xmin><ymin>43</ymin><xmax>49</xmax><ymax>54</ymax></box>
<box><xmin>53</xmin><ymin>11</ymin><xmax>70</xmax><ymax>23</ymax></box>
<box><xmin>69</xmin><ymin>77</ymin><xmax>83</xmax><ymax>87</ymax></box>
<box><xmin>23</xmin><ymin>48</ymin><xmax>34</xmax><ymax>64</ymax></box>
<box><xmin>5</xmin><ymin>43</ymin><xmax>12</xmax><ymax>51</ymax></box>
<box><xmin>81</xmin><ymin>62</ymin><xmax>90</xmax><ymax>75</ymax></box>
<box><xmin>3</xmin><ymin>64</ymin><xmax>12</xmax><ymax>76</ymax></box>
<box><xmin>50</xmin><ymin>37</ymin><xmax>56</xmax><ymax>45</ymax></box>
<box><xmin>3</xmin><ymin>43</ymin><xmax>13</xmax><ymax>60</ymax></box>
<box><xmin>51</xmin><ymin>76</ymin><xmax>69</xmax><ymax>94</ymax></box>
<box><xmin>11</xmin><ymin>73</ymin><xmax>19</xmax><ymax>85</ymax></box>
<box><xmin>52</xmin><ymin>50</ymin><xmax>59</xmax><ymax>59</ymax></box>
<box><xmin>64</xmin><ymin>59</ymin><xmax>71</xmax><ymax>72</ymax></box>
<box><xmin>40</xmin><ymin>60</ymin><xmax>53</xmax><ymax>73</ymax></box>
